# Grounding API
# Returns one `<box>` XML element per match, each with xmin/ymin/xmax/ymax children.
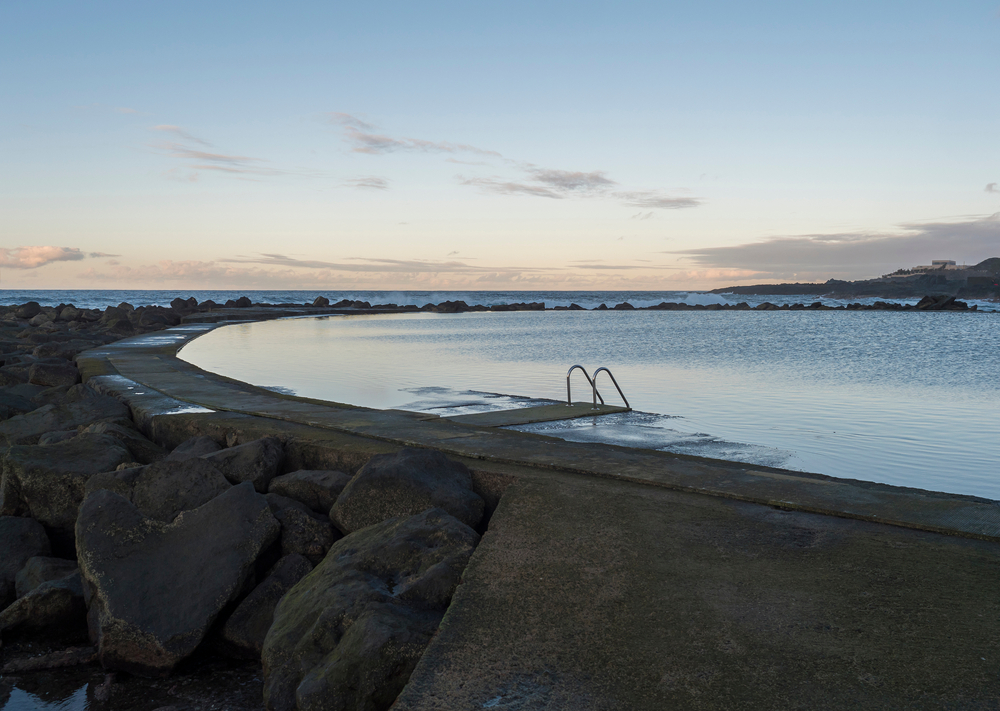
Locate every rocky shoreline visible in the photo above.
<box><xmin>325</xmin><ymin>294</ymin><xmax>983</xmax><ymax>312</ymax></box>
<box><xmin>0</xmin><ymin>298</ymin><xmax>490</xmax><ymax>710</ymax></box>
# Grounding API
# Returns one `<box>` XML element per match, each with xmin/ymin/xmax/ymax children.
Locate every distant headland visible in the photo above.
<box><xmin>711</xmin><ymin>257</ymin><xmax>1000</xmax><ymax>298</ymax></box>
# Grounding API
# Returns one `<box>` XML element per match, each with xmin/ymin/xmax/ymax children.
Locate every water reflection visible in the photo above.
<box><xmin>0</xmin><ymin>679</ymin><xmax>93</xmax><ymax>711</ymax></box>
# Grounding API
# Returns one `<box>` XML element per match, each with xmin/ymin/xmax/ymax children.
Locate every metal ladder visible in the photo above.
<box><xmin>566</xmin><ymin>365</ymin><xmax>631</xmax><ymax>410</ymax></box>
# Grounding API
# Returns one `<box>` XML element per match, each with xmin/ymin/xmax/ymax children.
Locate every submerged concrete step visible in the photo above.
<box><xmin>445</xmin><ymin>402</ymin><xmax>629</xmax><ymax>427</ymax></box>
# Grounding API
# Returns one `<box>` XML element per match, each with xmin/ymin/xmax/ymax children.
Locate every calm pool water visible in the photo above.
<box><xmin>179</xmin><ymin>311</ymin><xmax>1000</xmax><ymax>500</ymax></box>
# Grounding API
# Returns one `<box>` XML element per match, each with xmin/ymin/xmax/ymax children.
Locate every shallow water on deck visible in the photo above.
<box><xmin>179</xmin><ymin>310</ymin><xmax>1000</xmax><ymax>500</ymax></box>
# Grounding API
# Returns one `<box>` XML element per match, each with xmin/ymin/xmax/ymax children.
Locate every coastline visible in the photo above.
<box><xmin>2</xmin><ymin>298</ymin><xmax>999</xmax><ymax>709</ymax></box>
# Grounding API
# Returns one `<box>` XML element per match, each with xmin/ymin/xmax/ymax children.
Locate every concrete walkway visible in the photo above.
<box><xmin>76</xmin><ymin>313</ymin><xmax>1000</xmax><ymax>708</ymax></box>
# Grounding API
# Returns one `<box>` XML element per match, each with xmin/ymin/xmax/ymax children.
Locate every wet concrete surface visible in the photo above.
<box><xmin>397</xmin><ymin>474</ymin><xmax>1000</xmax><ymax>710</ymax></box>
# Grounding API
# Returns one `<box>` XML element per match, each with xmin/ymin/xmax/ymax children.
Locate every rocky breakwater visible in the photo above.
<box><xmin>0</xmin><ymin>300</ymin><xmax>485</xmax><ymax>709</ymax></box>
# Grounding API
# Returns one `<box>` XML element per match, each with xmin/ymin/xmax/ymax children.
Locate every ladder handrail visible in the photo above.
<box><xmin>566</xmin><ymin>364</ymin><xmax>604</xmax><ymax>406</ymax></box>
<box><xmin>592</xmin><ymin>367</ymin><xmax>630</xmax><ymax>410</ymax></box>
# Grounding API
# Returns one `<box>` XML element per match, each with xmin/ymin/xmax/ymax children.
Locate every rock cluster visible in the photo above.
<box><xmin>1</xmin><ymin>300</ymin><xmax>486</xmax><ymax>709</ymax></box>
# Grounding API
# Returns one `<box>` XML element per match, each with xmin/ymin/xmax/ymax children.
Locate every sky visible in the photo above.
<box><xmin>2</xmin><ymin>0</ymin><xmax>999</xmax><ymax>291</ymax></box>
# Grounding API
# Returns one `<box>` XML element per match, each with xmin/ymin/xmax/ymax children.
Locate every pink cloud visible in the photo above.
<box><xmin>0</xmin><ymin>246</ymin><xmax>86</xmax><ymax>269</ymax></box>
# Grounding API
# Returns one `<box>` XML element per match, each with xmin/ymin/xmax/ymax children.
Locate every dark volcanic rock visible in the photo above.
<box><xmin>262</xmin><ymin>508</ymin><xmax>480</xmax><ymax>711</ymax></box>
<box><xmin>87</xmin><ymin>458</ymin><xmax>233</xmax><ymax>523</ymax></box>
<box><xmin>76</xmin><ymin>483</ymin><xmax>280</xmax><ymax>676</ymax></box>
<box><xmin>0</xmin><ymin>392</ymin><xmax>36</xmax><ymax>420</ymax></box>
<box><xmin>220</xmin><ymin>554</ymin><xmax>313</xmax><ymax>660</ymax></box>
<box><xmin>915</xmin><ymin>294</ymin><xmax>969</xmax><ymax>311</ymax></box>
<box><xmin>268</xmin><ymin>470</ymin><xmax>351</xmax><ymax>515</ymax></box>
<box><xmin>330</xmin><ymin>448</ymin><xmax>485</xmax><ymax>534</ymax></box>
<box><xmin>0</xmin><ymin>516</ymin><xmax>51</xmax><ymax>608</ymax></box>
<box><xmin>204</xmin><ymin>437</ymin><xmax>284</xmax><ymax>493</ymax></box>
<box><xmin>266</xmin><ymin>495</ymin><xmax>339</xmax><ymax>565</ymax></box>
<box><xmin>15</xmin><ymin>302</ymin><xmax>41</xmax><ymax>320</ymax></box>
<box><xmin>80</xmin><ymin>421</ymin><xmax>167</xmax><ymax>465</ymax></box>
<box><xmin>312</xmin><ymin>296</ymin><xmax>330</xmax><ymax>307</ymax></box>
<box><xmin>0</xmin><ymin>384</ymin><xmax>130</xmax><ymax>446</ymax></box>
<box><xmin>165</xmin><ymin>435</ymin><xmax>223</xmax><ymax>461</ymax></box>
<box><xmin>28</xmin><ymin>361</ymin><xmax>81</xmax><ymax>388</ymax></box>
<box><xmin>0</xmin><ymin>571</ymin><xmax>85</xmax><ymax>634</ymax></box>
<box><xmin>0</xmin><ymin>434</ymin><xmax>132</xmax><ymax>535</ymax></box>
<box><xmin>15</xmin><ymin>556</ymin><xmax>79</xmax><ymax>598</ymax></box>
<box><xmin>0</xmin><ymin>371</ymin><xmax>27</xmax><ymax>388</ymax></box>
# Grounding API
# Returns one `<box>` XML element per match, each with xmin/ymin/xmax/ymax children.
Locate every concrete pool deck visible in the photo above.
<box><xmin>76</xmin><ymin>311</ymin><xmax>1000</xmax><ymax>708</ymax></box>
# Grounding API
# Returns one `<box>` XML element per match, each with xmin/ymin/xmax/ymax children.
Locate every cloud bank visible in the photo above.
<box><xmin>673</xmin><ymin>214</ymin><xmax>1000</xmax><ymax>281</ymax></box>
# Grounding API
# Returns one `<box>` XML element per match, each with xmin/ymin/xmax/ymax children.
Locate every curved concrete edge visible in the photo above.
<box><xmin>77</xmin><ymin>314</ymin><xmax>1000</xmax><ymax>542</ymax></box>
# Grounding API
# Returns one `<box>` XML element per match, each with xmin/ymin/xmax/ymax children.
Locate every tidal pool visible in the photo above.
<box><xmin>180</xmin><ymin>310</ymin><xmax>1000</xmax><ymax>500</ymax></box>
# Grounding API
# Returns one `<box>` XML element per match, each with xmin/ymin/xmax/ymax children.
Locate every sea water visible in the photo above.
<box><xmin>179</xmin><ymin>309</ymin><xmax>1000</xmax><ymax>501</ymax></box>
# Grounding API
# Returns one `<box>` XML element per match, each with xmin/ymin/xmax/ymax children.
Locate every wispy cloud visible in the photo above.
<box><xmin>630</xmin><ymin>211</ymin><xmax>655</xmax><ymax>220</ymax></box>
<box><xmin>218</xmin><ymin>253</ymin><xmax>513</xmax><ymax>274</ymax></box>
<box><xmin>151</xmin><ymin>125</ymin><xmax>211</xmax><ymax>146</ymax></box>
<box><xmin>329</xmin><ymin>113</ymin><xmax>501</xmax><ymax>157</ymax></box>
<box><xmin>148</xmin><ymin>126</ymin><xmax>321</xmax><ymax>180</ymax></box>
<box><xmin>569</xmin><ymin>263</ymin><xmax>671</xmax><ymax>270</ymax></box>
<box><xmin>458</xmin><ymin>176</ymin><xmax>564</xmax><ymax>199</ymax></box>
<box><xmin>328</xmin><ymin>112</ymin><xmax>375</xmax><ymax>131</ymax></box>
<box><xmin>615</xmin><ymin>191</ymin><xmax>702</xmax><ymax>210</ymax></box>
<box><xmin>986</xmin><ymin>182</ymin><xmax>998</xmax><ymax>193</ymax></box>
<box><xmin>88</xmin><ymin>252</ymin><xmax>120</xmax><ymax>258</ymax></box>
<box><xmin>672</xmin><ymin>213</ymin><xmax>1000</xmax><ymax>281</ymax></box>
<box><xmin>460</xmin><ymin>169</ymin><xmax>699</xmax><ymax>210</ymax></box>
<box><xmin>1</xmin><ymin>246</ymin><xmax>87</xmax><ymax>269</ymax></box>
<box><xmin>344</xmin><ymin>176</ymin><xmax>389</xmax><ymax>190</ymax></box>
<box><xmin>329</xmin><ymin>111</ymin><xmax>704</xmax><ymax>211</ymax></box>
<box><xmin>528</xmin><ymin>168</ymin><xmax>616</xmax><ymax>193</ymax></box>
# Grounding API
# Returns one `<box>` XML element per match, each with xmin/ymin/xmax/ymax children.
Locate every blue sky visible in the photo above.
<box><xmin>2</xmin><ymin>0</ymin><xmax>998</xmax><ymax>289</ymax></box>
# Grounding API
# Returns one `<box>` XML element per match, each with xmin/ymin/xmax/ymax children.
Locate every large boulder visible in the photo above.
<box><xmin>0</xmin><ymin>369</ymin><xmax>28</xmax><ymax>387</ymax></box>
<box><xmin>0</xmin><ymin>571</ymin><xmax>86</xmax><ymax>635</ymax></box>
<box><xmin>0</xmin><ymin>391</ymin><xmax>36</xmax><ymax>420</ymax></box>
<box><xmin>28</xmin><ymin>360</ymin><xmax>81</xmax><ymax>388</ymax></box>
<box><xmin>15</xmin><ymin>302</ymin><xmax>41</xmax><ymax>320</ymax></box>
<box><xmin>262</xmin><ymin>508</ymin><xmax>480</xmax><ymax>711</ymax></box>
<box><xmin>56</xmin><ymin>306</ymin><xmax>81</xmax><ymax>322</ymax></box>
<box><xmin>0</xmin><ymin>516</ymin><xmax>50</xmax><ymax>608</ymax></box>
<box><xmin>80</xmin><ymin>421</ymin><xmax>167</xmax><ymax>465</ymax></box>
<box><xmin>32</xmin><ymin>339</ymin><xmax>97</xmax><ymax>360</ymax></box>
<box><xmin>268</xmin><ymin>470</ymin><xmax>351</xmax><ymax>515</ymax></box>
<box><xmin>266</xmin><ymin>495</ymin><xmax>339</xmax><ymax>565</ymax></box>
<box><xmin>0</xmin><ymin>384</ymin><xmax>129</xmax><ymax>446</ymax></box>
<box><xmin>204</xmin><ymin>437</ymin><xmax>284</xmax><ymax>493</ymax></box>
<box><xmin>0</xmin><ymin>434</ymin><xmax>132</xmax><ymax>535</ymax></box>
<box><xmin>76</xmin><ymin>483</ymin><xmax>280</xmax><ymax>676</ymax></box>
<box><xmin>330</xmin><ymin>448</ymin><xmax>485</xmax><ymax>534</ymax></box>
<box><xmin>15</xmin><ymin>556</ymin><xmax>80</xmax><ymax>598</ymax></box>
<box><xmin>86</xmin><ymin>458</ymin><xmax>232</xmax><ymax>523</ymax></box>
<box><xmin>165</xmin><ymin>435</ymin><xmax>223</xmax><ymax>461</ymax></box>
<box><xmin>220</xmin><ymin>554</ymin><xmax>313</xmax><ymax>660</ymax></box>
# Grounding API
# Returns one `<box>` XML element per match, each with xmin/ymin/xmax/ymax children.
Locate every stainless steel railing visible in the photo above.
<box><xmin>566</xmin><ymin>365</ymin><xmax>604</xmax><ymax>406</ymax></box>
<box><xmin>566</xmin><ymin>364</ymin><xmax>630</xmax><ymax>410</ymax></box>
<box><xmin>592</xmin><ymin>367</ymin><xmax>630</xmax><ymax>410</ymax></box>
